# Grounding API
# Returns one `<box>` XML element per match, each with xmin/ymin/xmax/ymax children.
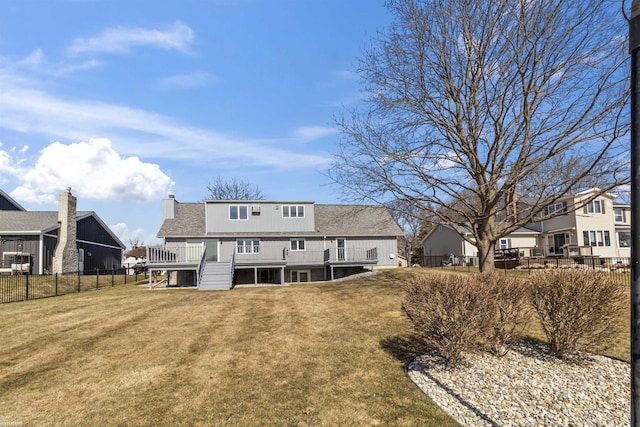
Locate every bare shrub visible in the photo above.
<box><xmin>402</xmin><ymin>274</ymin><xmax>494</xmax><ymax>366</ymax></box>
<box><xmin>476</xmin><ymin>273</ymin><xmax>531</xmax><ymax>357</ymax></box>
<box><xmin>529</xmin><ymin>269</ymin><xmax>627</xmax><ymax>358</ymax></box>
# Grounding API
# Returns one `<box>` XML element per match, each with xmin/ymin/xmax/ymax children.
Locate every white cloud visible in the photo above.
<box><xmin>110</xmin><ymin>222</ymin><xmax>161</xmax><ymax>248</ymax></box>
<box><xmin>294</xmin><ymin>125</ymin><xmax>338</xmax><ymax>142</ymax></box>
<box><xmin>0</xmin><ymin>79</ymin><xmax>331</xmax><ymax>168</ymax></box>
<box><xmin>10</xmin><ymin>138</ymin><xmax>173</xmax><ymax>203</ymax></box>
<box><xmin>67</xmin><ymin>21</ymin><xmax>194</xmax><ymax>56</ymax></box>
<box><xmin>2</xmin><ymin>49</ymin><xmax>104</xmax><ymax>78</ymax></box>
<box><xmin>158</xmin><ymin>71</ymin><xmax>213</xmax><ymax>88</ymax></box>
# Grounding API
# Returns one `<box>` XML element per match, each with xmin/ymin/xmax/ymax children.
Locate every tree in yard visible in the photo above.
<box><xmin>387</xmin><ymin>199</ymin><xmax>432</xmax><ymax>265</ymax></box>
<box><xmin>330</xmin><ymin>0</ymin><xmax>629</xmax><ymax>272</ymax></box>
<box><xmin>205</xmin><ymin>176</ymin><xmax>265</xmax><ymax>200</ymax></box>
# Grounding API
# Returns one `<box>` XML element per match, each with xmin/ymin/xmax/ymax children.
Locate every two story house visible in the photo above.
<box><xmin>421</xmin><ymin>188</ymin><xmax>631</xmax><ymax>265</ymax></box>
<box><xmin>148</xmin><ymin>196</ymin><xmax>403</xmax><ymax>290</ymax></box>
<box><xmin>537</xmin><ymin>189</ymin><xmax>630</xmax><ymax>259</ymax></box>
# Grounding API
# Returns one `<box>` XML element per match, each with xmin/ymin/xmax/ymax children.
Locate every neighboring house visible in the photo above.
<box><xmin>148</xmin><ymin>196</ymin><xmax>403</xmax><ymax>290</ymax></box>
<box><xmin>422</xmin><ymin>224</ymin><xmax>539</xmax><ymax>265</ymax></box>
<box><xmin>123</xmin><ymin>245</ymin><xmax>147</xmax><ymax>274</ymax></box>
<box><xmin>421</xmin><ymin>188</ymin><xmax>631</xmax><ymax>264</ymax></box>
<box><xmin>0</xmin><ymin>189</ymin><xmax>125</xmax><ymax>274</ymax></box>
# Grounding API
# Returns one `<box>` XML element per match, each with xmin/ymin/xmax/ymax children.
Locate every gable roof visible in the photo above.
<box><xmin>0</xmin><ymin>189</ymin><xmax>26</xmax><ymax>211</ymax></box>
<box><xmin>157</xmin><ymin>203</ymin><xmax>205</xmax><ymax>238</ymax></box>
<box><xmin>314</xmin><ymin>205</ymin><xmax>403</xmax><ymax>237</ymax></box>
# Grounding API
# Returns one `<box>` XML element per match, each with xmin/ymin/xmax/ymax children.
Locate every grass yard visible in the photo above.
<box><xmin>0</xmin><ymin>269</ymin><xmax>460</xmax><ymax>426</ymax></box>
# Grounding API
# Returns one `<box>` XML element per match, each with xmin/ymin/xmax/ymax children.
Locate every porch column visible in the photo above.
<box><xmin>254</xmin><ymin>267</ymin><xmax>258</xmax><ymax>285</ymax></box>
<box><xmin>281</xmin><ymin>267</ymin><xmax>285</xmax><ymax>285</ymax></box>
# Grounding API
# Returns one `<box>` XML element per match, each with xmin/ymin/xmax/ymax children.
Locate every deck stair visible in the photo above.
<box><xmin>198</xmin><ymin>261</ymin><xmax>233</xmax><ymax>291</ymax></box>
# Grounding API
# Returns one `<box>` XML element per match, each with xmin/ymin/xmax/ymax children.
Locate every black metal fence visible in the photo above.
<box><xmin>0</xmin><ymin>269</ymin><xmax>146</xmax><ymax>304</ymax></box>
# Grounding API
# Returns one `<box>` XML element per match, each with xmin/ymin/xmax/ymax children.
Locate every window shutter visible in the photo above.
<box><xmin>583</xmin><ymin>231</ymin><xmax>589</xmax><ymax>246</ymax></box>
<box><xmin>507</xmin><ymin>239</ymin><xmax>512</xmax><ymax>249</ymax></box>
<box><xmin>601</xmin><ymin>200</ymin><xmax>605</xmax><ymax>214</ymax></box>
<box><xmin>583</xmin><ymin>204</ymin><xmax>588</xmax><ymax>214</ymax></box>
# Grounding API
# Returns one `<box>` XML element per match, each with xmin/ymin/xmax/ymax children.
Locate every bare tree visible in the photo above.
<box><xmin>387</xmin><ymin>199</ymin><xmax>432</xmax><ymax>263</ymax></box>
<box><xmin>205</xmin><ymin>176</ymin><xmax>265</xmax><ymax>200</ymax></box>
<box><xmin>330</xmin><ymin>0</ymin><xmax>629</xmax><ymax>272</ymax></box>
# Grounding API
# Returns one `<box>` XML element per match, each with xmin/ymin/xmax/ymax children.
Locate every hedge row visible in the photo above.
<box><xmin>402</xmin><ymin>270</ymin><xmax>626</xmax><ymax>366</ymax></box>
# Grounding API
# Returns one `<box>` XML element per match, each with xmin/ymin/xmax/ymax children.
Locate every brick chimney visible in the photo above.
<box><xmin>52</xmin><ymin>188</ymin><xmax>79</xmax><ymax>274</ymax></box>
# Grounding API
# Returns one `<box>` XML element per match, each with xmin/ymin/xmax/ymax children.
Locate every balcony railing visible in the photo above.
<box><xmin>147</xmin><ymin>245</ymin><xmax>205</xmax><ymax>265</ymax></box>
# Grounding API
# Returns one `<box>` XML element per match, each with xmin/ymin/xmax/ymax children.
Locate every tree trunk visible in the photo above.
<box><xmin>476</xmin><ymin>238</ymin><xmax>495</xmax><ymax>273</ymax></box>
<box><xmin>476</xmin><ymin>213</ymin><xmax>497</xmax><ymax>273</ymax></box>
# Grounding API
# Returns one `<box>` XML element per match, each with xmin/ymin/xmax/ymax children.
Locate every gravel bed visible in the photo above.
<box><xmin>406</xmin><ymin>343</ymin><xmax>630</xmax><ymax>426</ymax></box>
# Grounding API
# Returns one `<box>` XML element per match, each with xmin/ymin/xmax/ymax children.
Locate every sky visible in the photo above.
<box><xmin>0</xmin><ymin>0</ymin><xmax>393</xmax><ymax>248</ymax></box>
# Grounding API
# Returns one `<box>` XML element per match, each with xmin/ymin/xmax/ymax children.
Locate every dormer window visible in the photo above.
<box><xmin>229</xmin><ymin>205</ymin><xmax>248</xmax><ymax>220</ymax></box>
<box><xmin>282</xmin><ymin>205</ymin><xmax>305</xmax><ymax>218</ymax></box>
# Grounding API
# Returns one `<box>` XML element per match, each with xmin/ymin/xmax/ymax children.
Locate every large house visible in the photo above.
<box><xmin>0</xmin><ymin>189</ymin><xmax>125</xmax><ymax>274</ymax></box>
<box><xmin>147</xmin><ymin>196</ymin><xmax>403</xmax><ymax>290</ymax></box>
<box><xmin>422</xmin><ymin>188</ymin><xmax>631</xmax><ymax>265</ymax></box>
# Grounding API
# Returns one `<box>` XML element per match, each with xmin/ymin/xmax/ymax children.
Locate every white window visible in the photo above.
<box><xmin>618</xmin><ymin>231</ymin><xmax>631</xmax><ymax>248</ymax></box>
<box><xmin>230</xmin><ymin>205</ymin><xmax>248</xmax><ymax>220</ymax></box>
<box><xmin>236</xmin><ymin>240</ymin><xmax>260</xmax><ymax>254</ymax></box>
<box><xmin>499</xmin><ymin>239</ymin><xmax>508</xmax><ymax>250</ymax></box>
<box><xmin>282</xmin><ymin>205</ymin><xmax>305</xmax><ymax>218</ymax></box>
<box><xmin>586</xmin><ymin>200</ymin><xmax>602</xmax><ymax>214</ymax></box>
<box><xmin>546</xmin><ymin>202</ymin><xmax>566</xmax><ymax>215</ymax></box>
<box><xmin>582</xmin><ymin>230</ymin><xmax>611</xmax><ymax>247</ymax></box>
<box><xmin>290</xmin><ymin>239</ymin><xmax>305</xmax><ymax>251</ymax></box>
<box><xmin>614</xmin><ymin>208</ymin><xmax>625</xmax><ymax>222</ymax></box>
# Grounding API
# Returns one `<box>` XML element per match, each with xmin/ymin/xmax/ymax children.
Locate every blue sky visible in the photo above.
<box><xmin>0</xmin><ymin>0</ymin><xmax>392</xmax><ymax>247</ymax></box>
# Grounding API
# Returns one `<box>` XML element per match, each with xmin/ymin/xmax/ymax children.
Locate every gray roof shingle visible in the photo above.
<box><xmin>314</xmin><ymin>204</ymin><xmax>403</xmax><ymax>237</ymax></box>
<box><xmin>0</xmin><ymin>211</ymin><xmax>92</xmax><ymax>233</ymax></box>
<box><xmin>157</xmin><ymin>203</ymin><xmax>205</xmax><ymax>237</ymax></box>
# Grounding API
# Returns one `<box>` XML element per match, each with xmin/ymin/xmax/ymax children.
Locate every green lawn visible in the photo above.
<box><xmin>0</xmin><ymin>269</ymin><xmax>459</xmax><ymax>426</ymax></box>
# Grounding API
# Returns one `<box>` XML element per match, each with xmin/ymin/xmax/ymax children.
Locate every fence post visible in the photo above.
<box><xmin>25</xmin><ymin>274</ymin><xmax>29</xmax><ymax>301</ymax></box>
<box><xmin>55</xmin><ymin>273</ymin><xmax>58</xmax><ymax>296</ymax></box>
<box><xmin>112</xmin><ymin>269</ymin><xmax>114</xmax><ymax>287</ymax></box>
<box><xmin>96</xmin><ymin>269</ymin><xmax>100</xmax><ymax>290</ymax></box>
<box><xmin>77</xmin><ymin>272</ymin><xmax>81</xmax><ymax>293</ymax></box>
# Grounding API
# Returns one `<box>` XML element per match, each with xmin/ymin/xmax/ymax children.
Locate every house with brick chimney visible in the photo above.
<box><xmin>0</xmin><ymin>189</ymin><xmax>125</xmax><ymax>275</ymax></box>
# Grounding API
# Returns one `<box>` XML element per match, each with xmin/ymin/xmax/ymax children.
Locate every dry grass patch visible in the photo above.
<box><xmin>0</xmin><ymin>274</ymin><xmax>458</xmax><ymax>426</ymax></box>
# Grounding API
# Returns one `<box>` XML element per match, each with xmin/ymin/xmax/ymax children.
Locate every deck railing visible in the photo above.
<box><xmin>147</xmin><ymin>245</ymin><xmax>205</xmax><ymax>265</ymax></box>
<box><xmin>147</xmin><ymin>243</ymin><xmax>379</xmax><ymax>267</ymax></box>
